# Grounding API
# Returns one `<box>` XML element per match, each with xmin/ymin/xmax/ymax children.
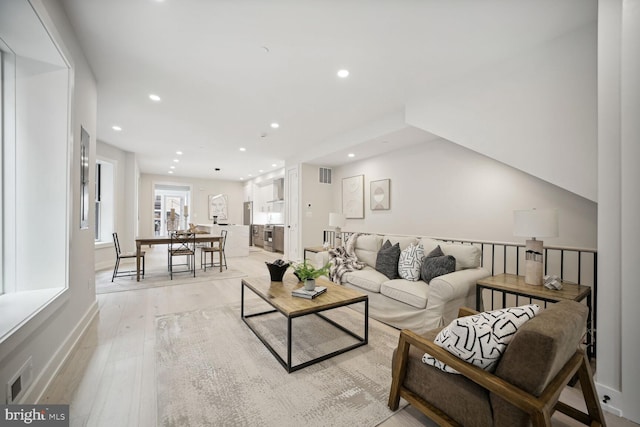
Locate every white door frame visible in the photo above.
<box><xmin>285</xmin><ymin>164</ymin><xmax>301</xmax><ymax>261</ymax></box>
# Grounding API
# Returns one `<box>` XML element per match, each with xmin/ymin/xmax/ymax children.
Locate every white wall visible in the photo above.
<box><xmin>299</xmin><ymin>163</ymin><xmax>334</xmax><ymax>251</ymax></box>
<box><xmin>596</xmin><ymin>0</ymin><xmax>640</xmax><ymax>422</ymax></box>
<box><xmin>15</xmin><ymin>57</ymin><xmax>68</xmax><ymax>290</ymax></box>
<box><xmin>0</xmin><ymin>0</ymin><xmax>98</xmax><ymax>404</ymax></box>
<box><xmin>406</xmin><ymin>21</ymin><xmax>598</xmax><ymax>202</ymax></box>
<box><xmin>138</xmin><ymin>174</ymin><xmax>245</xmax><ymax>237</ymax></box>
<box><xmin>328</xmin><ymin>138</ymin><xmax>596</xmax><ymax>249</ymax></box>
<box><xmin>95</xmin><ymin>141</ymin><xmax>139</xmax><ymax>269</ymax></box>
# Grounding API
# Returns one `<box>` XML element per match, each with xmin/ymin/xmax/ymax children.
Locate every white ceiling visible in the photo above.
<box><xmin>59</xmin><ymin>0</ymin><xmax>595</xmax><ymax>181</ymax></box>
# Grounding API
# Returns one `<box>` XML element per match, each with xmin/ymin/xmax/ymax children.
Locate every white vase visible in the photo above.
<box><xmin>304</xmin><ymin>278</ymin><xmax>316</xmax><ymax>291</ymax></box>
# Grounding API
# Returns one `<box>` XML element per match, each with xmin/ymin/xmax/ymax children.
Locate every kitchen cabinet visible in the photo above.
<box><xmin>252</xmin><ymin>224</ymin><xmax>264</xmax><ymax>247</ymax></box>
<box><xmin>273</xmin><ymin>226</ymin><xmax>284</xmax><ymax>253</ymax></box>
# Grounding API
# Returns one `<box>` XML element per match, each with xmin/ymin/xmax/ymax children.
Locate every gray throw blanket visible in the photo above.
<box><xmin>328</xmin><ymin>233</ymin><xmax>365</xmax><ymax>284</ymax></box>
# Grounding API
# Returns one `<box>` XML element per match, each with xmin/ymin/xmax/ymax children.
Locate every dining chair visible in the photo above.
<box><xmin>169</xmin><ymin>231</ymin><xmax>196</xmax><ymax>279</ymax></box>
<box><xmin>201</xmin><ymin>229</ymin><xmax>228</xmax><ymax>272</ymax></box>
<box><xmin>112</xmin><ymin>232</ymin><xmax>145</xmax><ymax>282</ymax></box>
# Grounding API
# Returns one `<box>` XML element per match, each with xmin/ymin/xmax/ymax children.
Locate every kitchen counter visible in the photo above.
<box><xmin>196</xmin><ymin>224</ymin><xmax>249</xmax><ymax>257</ymax></box>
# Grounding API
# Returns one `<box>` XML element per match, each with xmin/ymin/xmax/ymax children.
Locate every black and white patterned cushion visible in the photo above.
<box><xmin>375</xmin><ymin>240</ymin><xmax>401</xmax><ymax>279</ymax></box>
<box><xmin>398</xmin><ymin>243</ymin><xmax>424</xmax><ymax>281</ymax></box>
<box><xmin>422</xmin><ymin>304</ymin><xmax>540</xmax><ymax>374</ymax></box>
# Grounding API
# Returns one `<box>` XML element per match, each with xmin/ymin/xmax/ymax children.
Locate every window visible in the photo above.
<box><xmin>153</xmin><ymin>184</ymin><xmax>191</xmax><ymax>236</ymax></box>
<box><xmin>0</xmin><ymin>0</ymin><xmax>71</xmax><ymax>338</ymax></box>
<box><xmin>95</xmin><ymin>160</ymin><xmax>115</xmax><ymax>243</ymax></box>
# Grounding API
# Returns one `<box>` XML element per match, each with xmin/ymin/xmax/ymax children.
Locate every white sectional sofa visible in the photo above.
<box><xmin>314</xmin><ymin>233</ymin><xmax>491</xmax><ymax>334</ymax></box>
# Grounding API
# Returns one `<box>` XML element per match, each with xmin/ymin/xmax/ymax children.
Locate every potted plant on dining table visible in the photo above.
<box><xmin>291</xmin><ymin>260</ymin><xmax>330</xmax><ymax>291</ymax></box>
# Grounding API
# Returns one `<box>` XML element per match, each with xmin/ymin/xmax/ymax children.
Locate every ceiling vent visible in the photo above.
<box><xmin>319</xmin><ymin>167</ymin><xmax>332</xmax><ymax>184</ymax></box>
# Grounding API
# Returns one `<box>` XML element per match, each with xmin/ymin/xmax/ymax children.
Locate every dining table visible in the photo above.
<box><xmin>135</xmin><ymin>234</ymin><xmax>222</xmax><ymax>281</ymax></box>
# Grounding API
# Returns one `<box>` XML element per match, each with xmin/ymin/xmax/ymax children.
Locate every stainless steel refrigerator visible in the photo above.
<box><xmin>243</xmin><ymin>201</ymin><xmax>253</xmax><ymax>245</ymax></box>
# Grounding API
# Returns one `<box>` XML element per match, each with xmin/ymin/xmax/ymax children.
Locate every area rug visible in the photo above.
<box><xmin>95</xmin><ymin>266</ymin><xmax>247</xmax><ymax>294</ymax></box>
<box><xmin>155</xmin><ymin>303</ymin><xmax>405</xmax><ymax>426</ymax></box>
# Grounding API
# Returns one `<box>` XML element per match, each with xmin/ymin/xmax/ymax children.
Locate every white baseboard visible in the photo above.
<box><xmin>26</xmin><ymin>300</ymin><xmax>99</xmax><ymax>404</ymax></box>
<box><xmin>95</xmin><ymin>260</ymin><xmax>114</xmax><ymax>271</ymax></box>
<box><xmin>595</xmin><ymin>382</ymin><xmax>623</xmax><ymax>417</ymax></box>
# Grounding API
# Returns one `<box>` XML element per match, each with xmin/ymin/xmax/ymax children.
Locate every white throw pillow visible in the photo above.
<box><xmin>422</xmin><ymin>304</ymin><xmax>540</xmax><ymax>374</ymax></box>
<box><xmin>398</xmin><ymin>243</ymin><xmax>424</xmax><ymax>281</ymax></box>
<box><xmin>440</xmin><ymin>243</ymin><xmax>482</xmax><ymax>270</ymax></box>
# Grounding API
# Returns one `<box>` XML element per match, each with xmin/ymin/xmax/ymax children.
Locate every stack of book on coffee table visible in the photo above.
<box><xmin>292</xmin><ymin>286</ymin><xmax>327</xmax><ymax>299</ymax></box>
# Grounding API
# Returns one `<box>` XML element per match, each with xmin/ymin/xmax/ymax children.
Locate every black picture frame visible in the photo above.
<box><xmin>80</xmin><ymin>126</ymin><xmax>90</xmax><ymax>229</ymax></box>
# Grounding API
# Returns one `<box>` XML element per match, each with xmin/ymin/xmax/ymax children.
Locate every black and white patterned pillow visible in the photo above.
<box><xmin>375</xmin><ymin>240</ymin><xmax>401</xmax><ymax>279</ymax></box>
<box><xmin>398</xmin><ymin>243</ymin><xmax>424</xmax><ymax>281</ymax></box>
<box><xmin>422</xmin><ymin>304</ymin><xmax>540</xmax><ymax>374</ymax></box>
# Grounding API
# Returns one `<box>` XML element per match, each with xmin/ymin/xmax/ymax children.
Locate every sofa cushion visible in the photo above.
<box><xmin>375</xmin><ymin>240</ymin><xmax>401</xmax><ymax>279</ymax></box>
<box><xmin>380</xmin><ymin>279</ymin><xmax>429</xmax><ymax>309</ymax></box>
<box><xmin>426</xmin><ymin>245</ymin><xmax>444</xmax><ymax>258</ymax></box>
<box><xmin>398</xmin><ymin>243</ymin><xmax>424</xmax><ymax>281</ymax></box>
<box><xmin>354</xmin><ymin>234</ymin><xmax>382</xmax><ymax>267</ymax></box>
<box><xmin>422</xmin><ymin>304</ymin><xmax>540</xmax><ymax>374</ymax></box>
<box><xmin>382</xmin><ymin>235</ymin><xmax>417</xmax><ymax>251</ymax></box>
<box><xmin>417</xmin><ymin>238</ymin><xmax>440</xmax><ymax>255</ymax></box>
<box><xmin>343</xmin><ymin>266</ymin><xmax>387</xmax><ymax>293</ymax></box>
<box><xmin>421</xmin><ymin>246</ymin><xmax>456</xmax><ymax>283</ymax></box>
<box><xmin>441</xmin><ymin>243</ymin><xmax>482</xmax><ymax>270</ymax></box>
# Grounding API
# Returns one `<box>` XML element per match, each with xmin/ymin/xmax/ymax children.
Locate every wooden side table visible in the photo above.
<box><xmin>476</xmin><ymin>273</ymin><xmax>594</xmax><ymax>358</ymax></box>
<box><xmin>303</xmin><ymin>246</ymin><xmax>330</xmax><ymax>261</ymax></box>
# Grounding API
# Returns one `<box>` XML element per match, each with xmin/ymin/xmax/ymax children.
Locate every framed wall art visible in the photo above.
<box><xmin>208</xmin><ymin>194</ymin><xmax>228</xmax><ymax>223</ymax></box>
<box><xmin>370</xmin><ymin>179</ymin><xmax>390</xmax><ymax>210</ymax></box>
<box><xmin>80</xmin><ymin>126</ymin><xmax>90</xmax><ymax>229</ymax></box>
<box><xmin>342</xmin><ymin>174</ymin><xmax>364</xmax><ymax>219</ymax></box>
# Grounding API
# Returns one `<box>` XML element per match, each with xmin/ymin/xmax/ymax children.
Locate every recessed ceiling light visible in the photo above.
<box><xmin>272</xmin><ymin>163</ymin><xmax>277</xmax><ymax>167</ymax></box>
<box><xmin>176</xmin><ymin>151</ymin><xmax>183</xmax><ymax>155</ymax></box>
<box><xmin>170</xmin><ymin>166</ymin><xmax>176</xmax><ymax>169</ymax></box>
<box><xmin>348</xmin><ymin>153</ymin><xmax>355</xmax><ymax>158</ymax></box>
<box><xmin>149</xmin><ymin>94</ymin><xmax>161</xmax><ymax>102</ymax></box>
<box><xmin>239</xmin><ymin>147</ymin><xmax>246</xmax><ymax>152</ymax></box>
<box><xmin>112</xmin><ymin>125</ymin><xmax>122</xmax><ymax>131</ymax></box>
<box><xmin>270</xmin><ymin>122</ymin><xmax>279</xmax><ymax>129</ymax></box>
<box><xmin>168</xmin><ymin>170</ymin><xmax>173</xmax><ymax>174</ymax></box>
<box><xmin>337</xmin><ymin>69</ymin><xmax>350</xmax><ymax>78</ymax></box>
<box><xmin>173</xmin><ymin>159</ymin><xmax>179</xmax><ymax>163</ymax></box>
<box><xmin>240</xmin><ymin>177</ymin><xmax>244</xmax><ymax>180</ymax></box>
<box><xmin>248</xmin><ymin>174</ymin><xmax>253</xmax><ymax>177</ymax></box>
<box><xmin>259</xmin><ymin>169</ymin><xmax>264</xmax><ymax>173</ymax></box>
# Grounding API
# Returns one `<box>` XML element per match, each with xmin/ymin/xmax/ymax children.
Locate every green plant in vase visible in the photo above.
<box><xmin>291</xmin><ymin>260</ymin><xmax>330</xmax><ymax>290</ymax></box>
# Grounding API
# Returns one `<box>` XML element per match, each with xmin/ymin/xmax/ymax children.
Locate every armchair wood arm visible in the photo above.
<box><xmin>457</xmin><ymin>306</ymin><xmax>478</xmax><ymax>318</ymax></box>
<box><xmin>388</xmin><ymin>328</ymin><xmax>605</xmax><ymax>427</ymax></box>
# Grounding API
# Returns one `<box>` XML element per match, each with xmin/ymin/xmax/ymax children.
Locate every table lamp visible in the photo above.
<box><xmin>514</xmin><ymin>208</ymin><xmax>558</xmax><ymax>285</ymax></box>
<box><xmin>329</xmin><ymin>212</ymin><xmax>346</xmax><ymax>247</ymax></box>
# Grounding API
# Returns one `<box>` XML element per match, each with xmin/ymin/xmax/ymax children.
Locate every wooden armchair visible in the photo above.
<box><xmin>388</xmin><ymin>301</ymin><xmax>606</xmax><ymax>427</ymax></box>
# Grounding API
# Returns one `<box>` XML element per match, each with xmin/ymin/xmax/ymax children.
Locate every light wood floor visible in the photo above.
<box><xmin>41</xmin><ymin>246</ymin><xmax>638</xmax><ymax>427</ymax></box>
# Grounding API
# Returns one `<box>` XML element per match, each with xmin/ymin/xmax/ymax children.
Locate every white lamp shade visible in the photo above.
<box><xmin>329</xmin><ymin>212</ymin><xmax>346</xmax><ymax>228</ymax></box>
<box><xmin>513</xmin><ymin>209</ymin><xmax>558</xmax><ymax>238</ymax></box>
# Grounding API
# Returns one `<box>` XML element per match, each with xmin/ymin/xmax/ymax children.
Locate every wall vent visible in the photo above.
<box><xmin>6</xmin><ymin>357</ymin><xmax>33</xmax><ymax>404</ymax></box>
<box><xmin>319</xmin><ymin>167</ymin><xmax>332</xmax><ymax>184</ymax></box>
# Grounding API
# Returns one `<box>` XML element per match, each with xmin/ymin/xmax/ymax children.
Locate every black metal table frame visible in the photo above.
<box><xmin>241</xmin><ymin>281</ymin><xmax>369</xmax><ymax>373</ymax></box>
<box><xmin>476</xmin><ymin>284</ymin><xmax>593</xmax><ymax>359</ymax></box>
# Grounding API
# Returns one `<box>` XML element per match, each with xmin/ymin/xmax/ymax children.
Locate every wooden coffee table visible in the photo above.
<box><xmin>241</xmin><ymin>275</ymin><xmax>368</xmax><ymax>373</ymax></box>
